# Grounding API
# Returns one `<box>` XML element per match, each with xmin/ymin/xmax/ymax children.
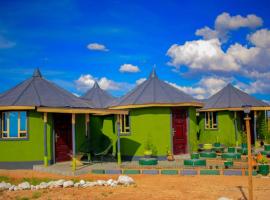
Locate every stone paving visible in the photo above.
<box><xmin>33</xmin><ymin>155</ymin><xmax>249</xmax><ymax>176</ymax></box>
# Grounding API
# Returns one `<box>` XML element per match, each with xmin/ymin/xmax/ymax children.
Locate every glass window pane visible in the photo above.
<box><xmin>20</xmin><ymin>112</ymin><xmax>27</xmax><ymax>131</ymax></box>
<box><xmin>10</xmin><ymin>112</ymin><xmax>18</xmax><ymax>137</ymax></box>
<box><xmin>3</xmin><ymin>112</ymin><xmax>8</xmax><ymax>132</ymax></box>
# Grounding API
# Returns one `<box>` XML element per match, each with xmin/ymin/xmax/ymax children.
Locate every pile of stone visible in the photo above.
<box><xmin>0</xmin><ymin>175</ymin><xmax>134</xmax><ymax>191</ymax></box>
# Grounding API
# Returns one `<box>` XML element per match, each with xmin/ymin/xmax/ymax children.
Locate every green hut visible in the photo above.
<box><xmin>108</xmin><ymin>69</ymin><xmax>203</xmax><ymax>160</ymax></box>
<box><xmin>198</xmin><ymin>84</ymin><xmax>269</xmax><ymax>147</ymax></box>
<box><xmin>0</xmin><ymin>69</ymin><xmax>125</xmax><ymax>169</ymax></box>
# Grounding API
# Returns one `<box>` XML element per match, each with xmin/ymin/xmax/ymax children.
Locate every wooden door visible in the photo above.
<box><xmin>172</xmin><ymin>109</ymin><xmax>187</xmax><ymax>155</ymax></box>
<box><xmin>54</xmin><ymin>114</ymin><xmax>72</xmax><ymax>162</ymax></box>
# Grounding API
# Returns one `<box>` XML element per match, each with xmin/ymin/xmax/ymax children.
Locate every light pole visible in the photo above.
<box><xmin>243</xmin><ymin>105</ymin><xmax>253</xmax><ymax>200</ymax></box>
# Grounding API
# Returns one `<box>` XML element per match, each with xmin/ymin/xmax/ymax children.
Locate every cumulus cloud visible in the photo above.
<box><xmin>167</xmin><ymin>39</ymin><xmax>240</xmax><ymax>71</ymax></box>
<box><xmin>248</xmin><ymin>29</ymin><xmax>270</xmax><ymax>48</ymax></box>
<box><xmin>119</xmin><ymin>64</ymin><xmax>140</xmax><ymax>73</ymax></box>
<box><xmin>0</xmin><ymin>35</ymin><xmax>16</xmax><ymax>49</ymax></box>
<box><xmin>87</xmin><ymin>43</ymin><xmax>109</xmax><ymax>51</ymax></box>
<box><xmin>167</xmin><ymin>76</ymin><xmax>229</xmax><ymax>99</ymax></box>
<box><xmin>136</xmin><ymin>78</ymin><xmax>146</xmax><ymax>85</ymax></box>
<box><xmin>75</xmin><ymin>74</ymin><xmax>133</xmax><ymax>92</ymax></box>
<box><xmin>196</xmin><ymin>12</ymin><xmax>263</xmax><ymax>41</ymax></box>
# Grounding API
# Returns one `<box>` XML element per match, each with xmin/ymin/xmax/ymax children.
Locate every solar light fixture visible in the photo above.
<box><xmin>242</xmin><ymin>105</ymin><xmax>252</xmax><ymax>114</ymax></box>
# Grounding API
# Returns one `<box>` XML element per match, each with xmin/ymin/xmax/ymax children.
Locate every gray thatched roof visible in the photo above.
<box><xmin>81</xmin><ymin>81</ymin><xmax>116</xmax><ymax>108</ymax></box>
<box><xmin>110</xmin><ymin>69</ymin><xmax>202</xmax><ymax>108</ymax></box>
<box><xmin>0</xmin><ymin>69</ymin><xmax>93</xmax><ymax>108</ymax></box>
<box><xmin>202</xmin><ymin>83</ymin><xmax>269</xmax><ymax>110</ymax></box>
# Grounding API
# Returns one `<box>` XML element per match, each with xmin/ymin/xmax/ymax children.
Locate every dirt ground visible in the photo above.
<box><xmin>0</xmin><ymin>170</ymin><xmax>270</xmax><ymax>200</ymax></box>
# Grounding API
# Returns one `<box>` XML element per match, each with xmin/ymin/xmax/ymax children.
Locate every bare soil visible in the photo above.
<box><xmin>0</xmin><ymin>170</ymin><xmax>270</xmax><ymax>200</ymax></box>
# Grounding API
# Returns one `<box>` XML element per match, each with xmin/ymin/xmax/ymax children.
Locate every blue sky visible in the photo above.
<box><xmin>0</xmin><ymin>0</ymin><xmax>270</xmax><ymax>101</ymax></box>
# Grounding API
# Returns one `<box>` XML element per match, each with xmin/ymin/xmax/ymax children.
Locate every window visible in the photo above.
<box><xmin>205</xmin><ymin>112</ymin><xmax>218</xmax><ymax>129</ymax></box>
<box><xmin>118</xmin><ymin>114</ymin><xmax>130</xmax><ymax>135</ymax></box>
<box><xmin>0</xmin><ymin>111</ymin><xmax>28</xmax><ymax>139</ymax></box>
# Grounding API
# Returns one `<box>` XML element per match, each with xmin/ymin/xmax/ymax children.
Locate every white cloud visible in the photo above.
<box><xmin>136</xmin><ymin>78</ymin><xmax>146</xmax><ymax>85</ymax></box>
<box><xmin>0</xmin><ymin>35</ymin><xmax>16</xmax><ymax>49</ymax></box>
<box><xmin>235</xmin><ymin>79</ymin><xmax>270</xmax><ymax>94</ymax></box>
<box><xmin>167</xmin><ymin>39</ymin><xmax>240</xmax><ymax>71</ymax></box>
<box><xmin>119</xmin><ymin>64</ymin><xmax>140</xmax><ymax>73</ymax></box>
<box><xmin>215</xmin><ymin>12</ymin><xmax>262</xmax><ymax>31</ymax></box>
<box><xmin>196</xmin><ymin>12</ymin><xmax>263</xmax><ymax>41</ymax></box>
<box><xmin>167</xmin><ymin>76</ymin><xmax>229</xmax><ymax>99</ymax></box>
<box><xmin>248</xmin><ymin>29</ymin><xmax>270</xmax><ymax>48</ymax></box>
<box><xmin>87</xmin><ymin>43</ymin><xmax>109</xmax><ymax>51</ymax></box>
<box><xmin>195</xmin><ymin>26</ymin><xmax>219</xmax><ymax>40</ymax></box>
<box><xmin>75</xmin><ymin>74</ymin><xmax>133</xmax><ymax>92</ymax></box>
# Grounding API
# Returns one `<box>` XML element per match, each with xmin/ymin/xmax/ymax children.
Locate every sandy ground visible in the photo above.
<box><xmin>0</xmin><ymin>170</ymin><xmax>270</xmax><ymax>200</ymax></box>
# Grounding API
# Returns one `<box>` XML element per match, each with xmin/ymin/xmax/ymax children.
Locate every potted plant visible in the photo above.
<box><xmin>144</xmin><ymin>136</ymin><xmax>153</xmax><ymax>158</ymax></box>
<box><xmin>256</xmin><ymin>153</ymin><xmax>269</xmax><ymax>176</ymax></box>
<box><xmin>167</xmin><ymin>150</ymin><xmax>175</xmax><ymax>161</ymax></box>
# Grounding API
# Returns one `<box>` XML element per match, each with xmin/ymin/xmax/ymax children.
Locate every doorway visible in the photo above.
<box><xmin>172</xmin><ymin>109</ymin><xmax>188</xmax><ymax>155</ymax></box>
<box><xmin>53</xmin><ymin>114</ymin><xmax>72</xmax><ymax>162</ymax></box>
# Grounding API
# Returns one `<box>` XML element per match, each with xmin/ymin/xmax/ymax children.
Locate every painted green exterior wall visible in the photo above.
<box><xmin>188</xmin><ymin>107</ymin><xmax>199</xmax><ymax>152</ymax></box>
<box><xmin>198</xmin><ymin>111</ymin><xmax>243</xmax><ymax>146</ymax></box>
<box><xmin>0</xmin><ymin>111</ymin><xmax>53</xmax><ymax>162</ymax></box>
<box><xmin>90</xmin><ymin>107</ymin><xmax>199</xmax><ymax>158</ymax></box>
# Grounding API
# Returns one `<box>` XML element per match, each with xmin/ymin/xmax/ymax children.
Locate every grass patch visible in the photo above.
<box><xmin>15</xmin><ymin>197</ymin><xmax>30</xmax><ymax>200</ymax></box>
<box><xmin>32</xmin><ymin>191</ymin><xmax>42</xmax><ymax>199</ymax></box>
<box><xmin>0</xmin><ymin>175</ymin><xmax>11</xmax><ymax>182</ymax></box>
<box><xmin>22</xmin><ymin>177</ymin><xmax>52</xmax><ymax>185</ymax></box>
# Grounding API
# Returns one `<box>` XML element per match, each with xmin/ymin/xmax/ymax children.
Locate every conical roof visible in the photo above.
<box><xmin>110</xmin><ymin>69</ymin><xmax>202</xmax><ymax>109</ymax></box>
<box><xmin>0</xmin><ymin>69</ymin><xmax>93</xmax><ymax>108</ymax></box>
<box><xmin>81</xmin><ymin>81</ymin><xmax>116</xmax><ymax>108</ymax></box>
<box><xmin>202</xmin><ymin>83</ymin><xmax>269</xmax><ymax>111</ymax></box>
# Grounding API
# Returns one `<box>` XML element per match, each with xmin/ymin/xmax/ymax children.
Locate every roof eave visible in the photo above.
<box><xmin>199</xmin><ymin>106</ymin><xmax>270</xmax><ymax>112</ymax></box>
<box><xmin>110</xmin><ymin>102</ymin><xmax>204</xmax><ymax>109</ymax></box>
<box><xmin>0</xmin><ymin>106</ymin><xmax>36</xmax><ymax>111</ymax></box>
<box><xmin>36</xmin><ymin>107</ymin><xmax>128</xmax><ymax>114</ymax></box>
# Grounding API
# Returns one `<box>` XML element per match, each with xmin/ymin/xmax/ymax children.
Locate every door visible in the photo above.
<box><xmin>54</xmin><ymin>114</ymin><xmax>72</xmax><ymax>162</ymax></box>
<box><xmin>172</xmin><ymin>109</ymin><xmax>187</xmax><ymax>155</ymax></box>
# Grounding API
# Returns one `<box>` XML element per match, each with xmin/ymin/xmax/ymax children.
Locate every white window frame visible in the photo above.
<box><xmin>205</xmin><ymin>111</ymin><xmax>218</xmax><ymax>130</ymax></box>
<box><xmin>0</xmin><ymin>111</ymin><xmax>28</xmax><ymax>139</ymax></box>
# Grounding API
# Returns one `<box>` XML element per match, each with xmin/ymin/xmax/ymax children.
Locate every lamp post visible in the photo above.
<box><xmin>242</xmin><ymin>105</ymin><xmax>253</xmax><ymax>200</ymax></box>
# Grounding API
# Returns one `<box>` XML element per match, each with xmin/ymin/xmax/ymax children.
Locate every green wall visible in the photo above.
<box><xmin>90</xmin><ymin>107</ymin><xmax>199</xmax><ymax>158</ymax></box>
<box><xmin>188</xmin><ymin>107</ymin><xmax>199</xmax><ymax>151</ymax></box>
<box><xmin>198</xmin><ymin>111</ymin><xmax>243</xmax><ymax>146</ymax></box>
<box><xmin>0</xmin><ymin>111</ymin><xmax>52</xmax><ymax>162</ymax></box>
<box><xmin>121</xmin><ymin>107</ymin><xmax>171</xmax><ymax>157</ymax></box>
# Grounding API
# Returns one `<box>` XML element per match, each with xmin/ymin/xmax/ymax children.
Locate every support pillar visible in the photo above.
<box><xmin>254</xmin><ymin>111</ymin><xmax>257</xmax><ymax>144</ymax></box>
<box><xmin>117</xmin><ymin>115</ymin><xmax>121</xmax><ymax>165</ymax></box>
<box><xmin>234</xmin><ymin>111</ymin><xmax>238</xmax><ymax>146</ymax></box>
<box><xmin>245</xmin><ymin>114</ymin><xmax>253</xmax><ymax>200</ymax></box>
<box><xmin>85</xmin><ymin>114</ymin><xmax>91</xmax><ymax>161</ymax></box>
<box><xmin>72</xmin><ymin>113</ymin><xmax>76</xmax><ymax>171</ymax></box>
<box><xmin>43</xmin><ymin>113</ymin><xmax>48</xmax><ymax>166</ymax></box>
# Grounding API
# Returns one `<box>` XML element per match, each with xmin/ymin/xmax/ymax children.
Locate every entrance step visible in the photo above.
<box><xmin>174</xmin><ymin>154</ymin><xmax>190</xmax><ymax>160</ymax></box>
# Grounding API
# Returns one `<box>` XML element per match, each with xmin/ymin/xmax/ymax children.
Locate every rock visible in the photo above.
<box><xmin>74</xmin><ymin>182</ymin><xmax>80</xmax><ymax>187</ymax></box>
<box><xmin>54</xmin><ymin>179</ymin><xmax>65</xmax><ymax>187</ymax></box>
<box><xmin>9</xmin><ymin>185</ymin><xmax>15</xmax><ymax>191</ymax></box>
<box><xmin>18</xmin><ymin>182</ymin><xmax>31</xmax><ymax>190</ymax></box>
<box><xmin>117</xmin><ymin>175</ymin><xmax>134</xmax><ymax>185</ymax></box>
<box><xmin>31</xmin><ymin>185</ymin><xmax>36</xmax><ymax>190</ymax></box>
<box><xmin>63</xmin><ymin>180</ymin><xmax>74</xmax><ymax>188</ymax></box>
<box><xmin>217</xmin><ymin>197</ymin><xmax>232</xmax><ymax>200</ymax></box>
<box><xmin>39</xmin><ymin>182</ymin><xmax>48</xmax><ymax>189</ymax></box>
<box><xmin>0</xmin><ymin>182</ymin><xmax>12</xmax><ymax>191</ymax></box>
<box><xmin>97</xmin><ymin>180</ymin><xmax>106</xmax><ymax>186</ymax></box>
<box><xmin>83</xmin><ymin>182</ymin><xmax>97</xmax><ymax>187</ymax></box>
<box><xmin>13</xmin><ymin>186</ymin><xmax>19</xmax><ymax>191</ymax></box>
<box><xmin>79</xmin><ymin>180</ymin><xmax>86</xmax><ymax>185</ymax></box>
<box><xmin>107</xmin><ymin>179</ymin><xmax>113</xmax><ymax>185</ymax></box>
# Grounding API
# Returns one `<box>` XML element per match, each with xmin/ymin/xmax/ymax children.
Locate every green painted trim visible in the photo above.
<box><xmin>200</xmin><ymin>169</ymin><xmax>220</xmax><ymax>175</ymax></box>
<box><xmin>92</xmin><ymin>169</ymin><xmax>105</xmax><ymax>174</ymax></box>
<box><xmin>161</xmin><ymin>169</ymin><xmax>178</xmax><ymax>175</ymax></box>
<box><xmin>123</xmin><ymin>169</ymin><xmax>141</xmax><ymax>174</ymax></box>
